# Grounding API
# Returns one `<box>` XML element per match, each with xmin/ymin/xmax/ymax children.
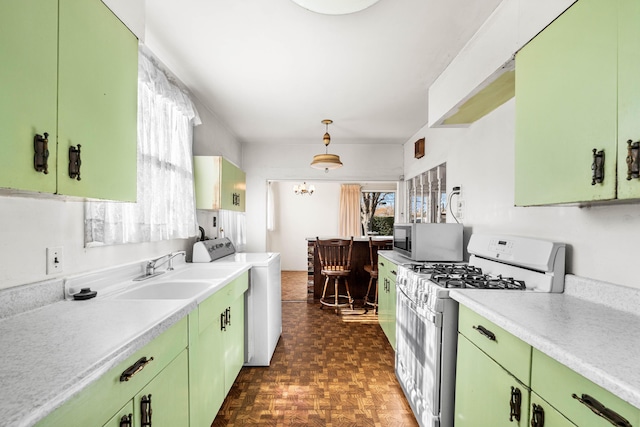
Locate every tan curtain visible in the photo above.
<box><xmin>339</xmin><ymin>184</ymin><xmax>362</xmax><ymax>237</ymax></box>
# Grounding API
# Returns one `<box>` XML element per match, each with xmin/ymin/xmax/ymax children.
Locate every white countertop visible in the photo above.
<box><xmin>450</xmin><ymin>274</ymin><xmax>640</xmax><ymax>409</ymax></box>
<box><xmin>0</xmin><ymin>261</ymin><xmax>251</xmax><ymax>427</ymax></box>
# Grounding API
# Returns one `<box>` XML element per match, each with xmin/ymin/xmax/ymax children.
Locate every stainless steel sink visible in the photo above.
<box><xmin>112</xmin><ymin>280</ymin><xmax>214</xmax><ymax>300</ymax></box>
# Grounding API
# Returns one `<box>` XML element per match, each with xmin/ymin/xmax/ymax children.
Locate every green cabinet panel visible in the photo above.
<box><xmin>531</xmin><ymin>348</ymin><xmax>640</xmax><ymax>427</ymax></box>
<box><xmin>103</xmin><ymin>402</ymin><xmax>134</xmax><ymax>427</ymax></box>
<box><xmin>36</xmin><ymin>317</ymin><xmax>188</xmax><ymax>427</ymax></box>
<box><xmin>529</xmin><ymin>392</ymin><xmax>576</xmax><ymax>427</ymax></box>
<box><xmin>57</xmin><ymin>0</ymin><xmax>138</xmax><ymax>201</ymax></box>
<box><xmin>458</xmin><ymin>305</ymin><xmax>531</xmax><ymax>384</ymax></box>
<box><xmin>189</xmin><ymin>272</ymin><xmax>248</xmax><ymax>427</ymax></box>
<box><xmin>194</xmin><ymin>156</ymin><xmax>246</xmax><ymax>211</ymax></box>
<box><xmin>134</xmin><ymin>349</ymin><xmax>190</xmax><ymax>427</ymax></box>
<box><xmin>377</xmin><ymin>254</ymin><xmax>397</xmax><ymax>350</ymax></box>
<box><xmin>0</xmin><ymin>0</ymin><xmax>137</xmax><ymax>201</ymax></box>
<box><xmin>617</xmin><ymin>0</ymin><xmax>640</xmax><ymax>200</ymax></box>
<box><xmin>455</xmin><ymin>335</ymin><xmax>530</xmax><ymax>427</ymax></box>
<box><xmin>0</xmin><ymin>0</ymin><xmax>58</xmax><ymax>193</ymax></box>
<box><xmin>515</xmin><ymin>0</ymin><xmax>618</xmax><ymax>205</ymax></box>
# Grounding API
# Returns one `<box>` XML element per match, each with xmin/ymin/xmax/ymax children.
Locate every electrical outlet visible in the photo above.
<box><xmin>457</xmin><ymin>200</ymin><xmax>465</xmax><ymax>219</ymax></box>
<box><xmin>46</xmin><ymin>247</ymin><xmax>63</xmax><ymax>275</ymax></box>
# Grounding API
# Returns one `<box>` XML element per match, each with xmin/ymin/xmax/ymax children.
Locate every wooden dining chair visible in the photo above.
<box><xmin>363</xmin><ymin>237</ymin><xmax>393</xmax><ymax>313</ymax></box>
<box><xmin>315</xmin><ymin>237</ymin><xmax>354</xmax><ymax>314</ymax></box>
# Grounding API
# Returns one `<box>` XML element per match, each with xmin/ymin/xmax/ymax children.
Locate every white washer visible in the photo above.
<box><xmin>193</xmin><ymin>239</ymin><xmax>282</xmax><ymax>366</ymax></box>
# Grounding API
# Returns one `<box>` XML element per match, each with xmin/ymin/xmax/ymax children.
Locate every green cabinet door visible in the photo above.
<box><xmin>377</xmin><ymin>256</ymin><xmax>397</xmax><ymax>350</ymax></box>
<box><xmin>134</xmin><ymin>349</ymin><xmax>189</xmax><ymax>427</ymax></box>
<box><xmin>57</xmin><ymin>0</ymin><xmax>138</xmax><ymax>201</ymax></box>
<box><xmin>515</xmin><ymin>0</ymin><xmax>618</xmax><ymax>205</ymax></box>
<box><xmin>102</xmin><ymin>402</ymin><xmax>134</xmax><ymax>427</ymax></box>
<box><xmin>220</xmin><ymin>158</ymin><xmax>237</xmax><ymax>211</ymax></box>
<box><xmin>234</xmin><ymin>166</ymin><xmax>246</xmax><ymax>212</ymax></box>
<box><xmin>455</xmin><ymin>335</ymin><xmax>530</xmax><ymax>427</ymax></box>
<box><xmin>0</xmin><ymin>0</ymin><xmax>58</xmax><ymax>193</ymax></box>
<box><xmin>617</xmin><ymin>0</ymin><xmax>640</xmax><ymax>199</ymax></box>
<box><xmin>529</xmin><ymin>393</ymin><xmax>576</xmax><ymax>427</ymax></box>
<box><xmin>224</xmin><ymin>293</ymin><xmax>245</xmax><ymax>394</ymax></box>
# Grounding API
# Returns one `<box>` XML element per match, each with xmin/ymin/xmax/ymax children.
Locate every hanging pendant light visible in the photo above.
<box><xmin>310</xmin><ymin>119</ymin><xmax>343</xmax><ymax>173</ymax></box>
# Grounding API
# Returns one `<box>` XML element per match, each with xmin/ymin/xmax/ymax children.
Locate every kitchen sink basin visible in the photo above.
<box><xmin>112</xmin><ymin>280</ymin><xmax>214</xmax><ymax>300</ymax></box>
<box><xmin>164</xmin><ymin>266</ymin><xmax>242</xmax><ymax>281</ymax></box>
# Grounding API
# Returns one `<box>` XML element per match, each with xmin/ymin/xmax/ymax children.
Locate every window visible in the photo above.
<box><xmin>361</xmin><ymin>191</ymin><xmax>395</xmax><ymax>236</ymax></box>
<box><xmin>84</xmin><ymin>51</ymin><xmax>199</xmax><ymax>246</ymax></box>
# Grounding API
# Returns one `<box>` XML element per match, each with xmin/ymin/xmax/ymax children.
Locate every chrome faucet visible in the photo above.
<box><xmin>135</xmin><ymin>251</ymin><xmax>187</xmax><ymax>281</ymax></box>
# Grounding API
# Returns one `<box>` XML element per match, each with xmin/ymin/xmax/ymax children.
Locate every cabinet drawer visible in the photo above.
<box><xmin>458</xmin><ymin>305</ymin><xmax>531</xmax><ymax>384</ymax></box>
<box><xmin>37</xmin><ymin>317</ymin><xmax>188</xmax><ymax>426</ymax></box>
<box><xmin>199</xmin><ymin>271</ymin><xmax>249</xmax><ymax>331</ymax></box>
<box><xmin>532</xmin><ymin>349</ymin><xmax>640</xmax><ymax>427</ymax></box>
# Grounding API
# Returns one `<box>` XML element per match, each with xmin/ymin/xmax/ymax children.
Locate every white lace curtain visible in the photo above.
<box><xmin>84</xmin><ymin>51</ymin><xmax>200</xmax><ymax>246</ymax></box>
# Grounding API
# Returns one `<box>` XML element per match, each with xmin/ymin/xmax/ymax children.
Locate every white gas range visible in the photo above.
<box><xmin>394</xmin><ymin>234</ymin><xmax>566</xmax><ymax>427</ymax></box>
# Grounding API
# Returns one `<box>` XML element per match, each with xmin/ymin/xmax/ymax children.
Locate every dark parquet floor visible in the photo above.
<box><xmin>212</xmin><ymin>271</ymin><xmax>418</xmax><ymax>426</ymax></box>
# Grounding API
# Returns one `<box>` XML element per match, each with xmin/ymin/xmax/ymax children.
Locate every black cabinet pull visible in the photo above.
<box><xmin>572</xmin><ymin>393</ymin><xmax>632</xmax><ymax>427</ymax></box>
<box><xmin>473</xmin><ymin>325</ymin><xmax>497</xmax><ymax>341</ymax></box>
<box><xmin>221</xmin><ymin>312</ymin><xmax>226</xmax><ymax>331</ymax></box>
<box><xmin>626</xmin><ymin>140</ymin><xmax>639</xmax><ymax>180</ymax></box>
<box><xmin>69</xmin><ymin>144</ymin><xmax>82</xmax><ymax>181</ymax></box>
<box><xmin>119</xmin><ymin>414</ymin><xmax>132</xmax><ymax>427</ymax></box>
<box><xmin>141</xmin><ymin>394</ymin><xmax>152</xmax><ymax>427</ymax></box>
<box><xmin>591</xmin><ymin>148</ymin><xmax>605</xmax><ymax>185</ymax></box>
<box><xmin>531</xmin><ymin>403</ymin><xmax>545</xmax><ymax>427</ymax></box>
<box><xmin>226</xmin><ymin>307</ymin><xmax>231</xmax><ymax>325</ymax></box>
<box><xmin>33</xmin><ymin>132</ymin><xmax>50</xmax><ymax>174</ymax></box>
<box><xmin>120</xmin><ymin>356</ymin><xmax>154</xmax><ymax>382</ymax></box>
<box><xmin>509</xmin><ymin>386</ymin><xmax>521</xmax><ymax>422</ymax></box>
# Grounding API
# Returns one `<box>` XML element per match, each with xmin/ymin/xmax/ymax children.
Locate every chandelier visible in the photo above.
<box><xmin>293</xmin><ymin>182</ymin><xmax>315</xmax><ymax>196</ymax></box>
<box><xmin>310</xmin><ymin>119</ymin><xmax>343</xmax><ymax>173</ymax></box>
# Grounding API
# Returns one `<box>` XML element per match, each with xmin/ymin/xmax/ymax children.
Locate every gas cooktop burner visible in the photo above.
<box><xmin>433</xmin><ymin>273</ymin><xmax>526</xmax><ymax>290</ymax></box>
<box><xmin>408</xmin><ymin>263</ymin><xmax>526</xmax><ymax>290</ymax></box>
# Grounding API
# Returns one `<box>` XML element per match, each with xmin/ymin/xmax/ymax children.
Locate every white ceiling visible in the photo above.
<box><xmin>144</xmin><ymin>0</ymin><xmax>503</xmax><ymax>147</ymax></box>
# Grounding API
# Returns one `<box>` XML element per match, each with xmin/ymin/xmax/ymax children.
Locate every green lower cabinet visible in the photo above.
<box><xmin>531</xmin><ymin>349</ymin><xmax>640</xmax><ymax>427</ymax></box>
<box><xmin>377</xmin><ymin>255</ymin><xmax>397</xmax><ymax>350</ymax></box>
<box><xmin>454</xmin><ymin>335</ymin><xmax>530</xmax><ymax>427</ymax></box>
<box><xmin>36</xmin><ymin>318</ymin><xmax>188</xmax><ymax>427</ymax></box>
<box><xmin>529</xmin><ymin>392</ymin><xmax>576</xmax><ymax>427</ymax></box>
<box><xmin>189</xmin><ymin>272</ymin><xmax>248</xmax><ymax>427</ymax></box>
<box><xmin>133</xmin><ymin>349</ymin><xmax>189</xmax><ymax>427</ymax></box>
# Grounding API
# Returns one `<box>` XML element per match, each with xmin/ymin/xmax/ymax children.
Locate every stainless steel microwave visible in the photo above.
<box><xmin>393</xmin><ymin>223</ymin><xmax>464</xmax><ymax>261</ymax></box>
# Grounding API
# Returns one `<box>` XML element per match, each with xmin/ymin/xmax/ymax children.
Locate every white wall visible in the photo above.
<box><xmin>243</xmin><ymin>142</ymin><xmax>403</xmax><ymax>253</ymax></box>
<box><xmin>405</xmin><ymin>98</ymin><xmax>640</xmax><ymax>288</ymax></box>
<box><xmin>0</xmin><ymin>195</ymin><xmax>190</xmax><ymax>290</ymax></box>
<box><xmin>267</xmin><ymin>181</ymin><xmax>341</xmax><ymax>270</ymax></box>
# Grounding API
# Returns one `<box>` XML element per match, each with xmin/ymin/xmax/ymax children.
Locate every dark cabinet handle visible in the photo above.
<box><xmin>473</xmin><ymin>325</ymin><xmax>497</xmax><ymax>341</ymax></box>
<box><xmin>141</xmin><ymin>394</ymin><xmax>152</xmax><ymax>427</ymax></box>
<box><xmin>33</xmin><ymin>132</ymin><xmax>50</xmax><ymax>174</ymax></box>
<box><xmin>510</xmin><ymin>386</ymin><xmax>521</xmax><ymax>422</ymax></box>
<box><xmin>572</xmin><ymin>393</ymin><xmax>632</xmax><ymax>427</ymax></box>
<box><xmin>221</xmin><ymin>312</ymin><xmax>226</xmax><ymax>331</ymax></box>
<box><xmin>226</xmin><ymin>307</ymin><xmax>231</xmax><ymax>326</ymax></box>
<box><xmin>119</xmin><ymin>414</ymin><xmax>132</xmax><ymax>427</ymax></box>
<box><xmin>626</xmin><ymin>140</ymin><xmax>639</xmax><ymax>180</ymax></box>
<box><xmin>591</xmin><ymin>148</ymin><xmax>605</xmax><ymax>185</ymax></box>
<box><xmin>69</xmin><ymin>144</ymin><xmax>82</xmax><ymax>181</ymax></box>
<box><xmin>120</xmin><ymin>356</ymin><xmax>154</xmax><ymax>382</ymax></box>
<box><xmin>531</xmin><ymin>403</ymin><xmax>545</xmax><ymax>427</ymax></box>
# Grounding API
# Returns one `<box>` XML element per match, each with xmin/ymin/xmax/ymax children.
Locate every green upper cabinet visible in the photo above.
<box><xmin>194</xmin><ymin>156</ymin><xmax>246</xmax><ymax>211</ymax></box>
<box><xmin>0</xmin><ymin>0</ymin><xmax>59</xmax><ymax>193</ymax></box>
<box><xmin>0</xmin><ymin>0</ymin><xmax>137</xmax><ymax>201</ymax></box>
<box><xmin>515</xmin><ymin>0</ymin><xmax>640</xmax><ymax>205</ymax></box>
<box><xmin>57</xmin><ymin>0</ymin><xmax>138</xmax><ymax>201</ymax></box>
